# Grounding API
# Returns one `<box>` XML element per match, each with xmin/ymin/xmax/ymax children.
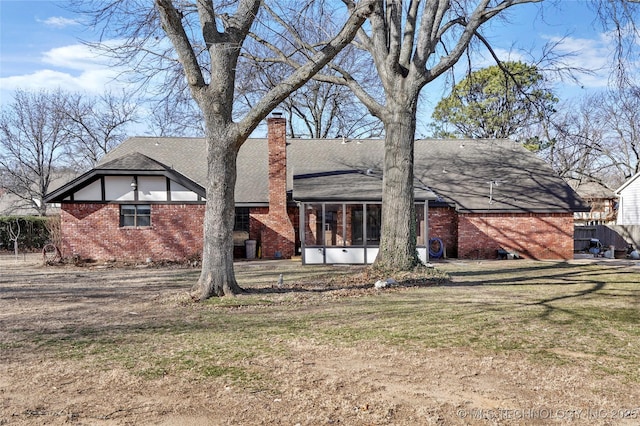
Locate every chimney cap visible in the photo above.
<box><xmin>271</xmin><ymin>111</ymin><xmax>283</xmax><ymax>117</ymax></box>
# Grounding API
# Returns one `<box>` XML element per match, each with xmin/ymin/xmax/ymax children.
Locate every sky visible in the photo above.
<box><xmin>0</xmin><ymin>1</ymin><xmax>124</xmax><ymax>100</ymax></box>
<box><xmin>0</xmin><ymin>0</ymin><xmax>636</xmax><ymax>136</ymax></box>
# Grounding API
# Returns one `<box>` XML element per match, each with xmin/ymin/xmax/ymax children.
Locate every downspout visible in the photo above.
<box><xmin>425</xmin><ymin>201</ymin><xmax>429</xmax><ymax>263</ymax></box>
<box><xmin>298</xmin><ymin>201</ymin><xmax>306</xmax><ymax>264</ymax></box>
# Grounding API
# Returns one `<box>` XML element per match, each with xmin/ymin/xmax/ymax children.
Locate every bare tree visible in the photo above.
<box><xmin>147</xmin><ymin>99</ymin><xmax>204</xmax><ymax>137</ymax></box>
<box><xmin>302</xmin><ymin>0</ymin><xmax>542</xmax><ymax>270</ymax></box>
<box><xmin>79</xmin><ymin>0</ymin><xmax>375</xmax><ymax>299</ymax></box>
<box><xmin>540</xmin><ymin>98</ymin><xmax>606</xmax><ymax>181</ymax></box>
<box><xmin>599</xmin><ymin>87</ymin><xmax>640</xmax><ymax>181</ymax></box>
<box><xmin>239</xmin><ymin>13</ymin><xmax>384</xmax><ymax>139</ymax></box>
<box><xmin>274</xmin><ymin>79</ymin><xmax>381</xmax><ymax>139</ymax></box>
<box><xmin>63</xmin><ymin>91</ymin><xmax>138</xmax><ymax>169</ymax></box>
<box><xmin>0</xmin><ymin>89</ymin><xmax>71</xmax><ymax>216</ymax></box>
<box><xmin>7</xmin><ymin>219</ymin><xmax>21</xmax><ymax>260</ymax></box>
<box><xmin>525</xmin><ymin>1</ymin><xmax>640</xmax><ymax>192</ymax></box>
<box><xmin>274</xmin><ymin>0</ymin><xmax>636</xmax><ymax>271</ymax></box>
<box><xmin>591</xmin><ymin>0</ymin><xmax>640</xmax><ymax>87</ymax></box>
<box><xmin>542</xmin><ymin>88</ymin><xmax>640</xmax><ymax>190</ymax></box>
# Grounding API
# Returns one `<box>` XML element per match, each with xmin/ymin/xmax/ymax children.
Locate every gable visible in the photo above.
<box><xmin>616</xmin><ymin>171</ymin><xmax>640</xmax><ymax>195</ymax></box>
<box><xmin>97</xmin><ymin>137</ymin><xmax>269</xmax><ymax>204</ymax></box>
<box><xmin>45</xmin><ymin>152</ymin><xmax>205</xmax><ymax>203</ymax></box>
<box><xmin>616</xmin><ymin>172</ymin><xmax>640</xmax><ymax>225</ymax></box>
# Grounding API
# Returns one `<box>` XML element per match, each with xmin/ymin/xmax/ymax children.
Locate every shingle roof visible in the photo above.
<box><xmin>99</xmin><ymin>152</ymin><xmax>171</xmax><ymax>171</ymax></box>
<box><xmin>412</xmin><ymin>139</ymin><xmax>590</xmax><ymax>213</ymax></box>
<box><xmin>99</xmin><ymin>137</ymin><xmax>208</xmax><ymax>183</ymax></box>
<box><xmin>0</xmin><ymin>192</ymin><xmax>42</xmax><ymax>216</ymax></box>
<box><xmin>67</xmin><ymin>135</ymin><xmax>588</xmax><ymax>213</ymax></box>
<box><xmin>2</xmin><ymin>172</ymin><xmax>75</xmax><ymax>216</ymax></box>
<box><xmin>288</xmin><ymin>138</ymin><xmax>435</xmax><ymax>201</ymax></box>
<box><xmin>567</xmin><ymin>178</ymin><xmax>617</xmax><ymax>200</ymax></box>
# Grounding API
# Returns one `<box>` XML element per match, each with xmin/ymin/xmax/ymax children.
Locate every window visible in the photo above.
<box><xmin>350</xmin><ymin>205</ymin><xmax>364</xmax><ymax>245</ymax></box>
<box><xmin>350</xmin><ymin>204</ymin><xmax>381</xmax><ymax>245</ymax></box>
<box><xmin>234</xmin><ymin>207</ymin><xmax>250</xmax><ymax>232</ymax></box>
<box><xmin>120</xmin><ymin>205</ymin><xmax>151</xmax><ymax>227</ymax></box>
<box><xmin>303</xmin><ymin>202</ymin><xmax>388</xmax><ymax>247</ymax></box>
<box><xmin>366</xmin><ymin>204</ymin><xmax>382</xmax><ymax>244</ymax></box>
<box><xmin>305</xmin><ymin>204</ymin><xmax>323</xmax><ymax>245</ymax></box>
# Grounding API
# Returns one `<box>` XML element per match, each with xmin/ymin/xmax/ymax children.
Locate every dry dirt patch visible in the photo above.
<box><xmin>1</xmin><ymin>255</ymin><xmax>639</xmax><ymax>425</ymax></box>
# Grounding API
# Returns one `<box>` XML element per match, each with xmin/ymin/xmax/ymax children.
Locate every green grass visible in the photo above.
<box><xmin>11</xmin><ymin>260</ymin><xmax>640</xmax><ymax>385</ymax></box>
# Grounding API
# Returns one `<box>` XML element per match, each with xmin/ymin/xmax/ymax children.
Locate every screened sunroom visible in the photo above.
<box><xmin>293</xmin><ymin>170</ymin><xmax>437</xmax><ymax>265</ymax></box>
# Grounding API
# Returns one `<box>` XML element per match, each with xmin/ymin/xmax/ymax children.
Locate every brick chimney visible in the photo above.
<box><xmin>268</xmin><ymin>113</ymin><xmax>288</xmax><ymax>214</ymax></box>
<box><xmin>259</xmin><ymin>113</ymin><xmax>295</xmax><ymax>258</ymax></box>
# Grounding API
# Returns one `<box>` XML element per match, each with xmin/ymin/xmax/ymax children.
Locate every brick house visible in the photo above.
<box><xmin>45</xmin><ymin>115</ymin><xmax>588</xmax><ymax>263</ymax></box>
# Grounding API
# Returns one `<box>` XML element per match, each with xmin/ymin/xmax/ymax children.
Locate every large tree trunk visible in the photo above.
<box><xmin>189</xmin><ymin>34</ymin><xmax>245</xmax><ymax>299</ymax></box>
<box><xmin>375</xmin><ymin>100</ymin><xmax>420</xmax><ymax>271</ymax></box>
<box><xmin>154</xmin><ymin>0</ymin><xmax>375</xmax><ymax>299</ymax></box>
<box><xmin>191</xmin><ymin>128</ymin><xmax>244</xmax><ymax>300</ymax></box>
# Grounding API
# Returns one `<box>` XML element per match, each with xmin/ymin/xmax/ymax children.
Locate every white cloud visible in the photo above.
<box><xmin>0</xmin><ymin>42</ymin><xmax>131</xmax><ymax>98</ymax></box>
<box><xmin>543</xmin><ymin>22</ymin><xmax>640</xmax><ymax>91</ymax></box>
<box><xmin>472</xmin><ymin>48</ymin><xmax>527</xmax><ymax>69</ymax></box>
<box><xmin>469</xmin><ymin>36</ymin><xmax>615</xmax><ymax>90</ymax></box>
<box><xmin>42</xmin><ymin>43</ymin><xmax>113</xmax><ymax>70</ymax></box>
<box><xmin>0</xmin><ymin>68</ymin><xmax>127</xmax><ymax>94</ymax></box>
<box><xmin>543</xmin><ymin>34</ymin><xmax>614</xmax><ymax>89</ymax></box>
<box><xmin>39</xmin><ymin>16</ymin><xmax>81</xmax><ymax>28</ymax></box>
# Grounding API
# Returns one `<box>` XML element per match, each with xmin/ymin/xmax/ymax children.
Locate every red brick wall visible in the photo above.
<box><xmin>60</xmin><ymin>203</ymin><xmax>204</xmax><ymax>261</ymax></box>
<box><xmin>429</xmin><ymin>206</ymin><xmax>458</xmax><ymax>258</ymax></box>
<box><xmin>250</xmin><ymin>206</ymin><xmax>297</xmax><ymax>258</ymax></box>
<box><xmin>59</xmin><ymin>115</ymin><xmax>297</xmax><ymax>262</ymax></box>
<box><xmin>304</xmin><ymin>208</ymin><xmax>320</xmax><ymax>245</ymax></box>
<box><xmin>457</xmin><ymin>212</ymin><xmax>575</xmax><ymax>260</ymax></box>
<box><xmin>60</xmin><ymin>203</ymin><xmax>575</xmax><ymax>262</ymax></box>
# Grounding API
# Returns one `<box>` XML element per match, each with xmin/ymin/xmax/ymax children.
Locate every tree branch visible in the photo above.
<box><xmin>155</xmin><ymin>0</ymin><xmax>206</xmax><ymax>87</ymax></box>
<box><xmin>236</xmin><ymin>0</ymin><xmax>375</xmax><ymax>141</ymax></box>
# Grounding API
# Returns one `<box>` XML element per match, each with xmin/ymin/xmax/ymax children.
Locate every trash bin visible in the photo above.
<box><xmin>604</xmin><ymin>245</ymin><xmax>615</xmax><ymax>259</ymax></box>
<box><xmin>245</xmin><ymin>239</ymin><xmax>257</xmax><ymax>259</ymax></box>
